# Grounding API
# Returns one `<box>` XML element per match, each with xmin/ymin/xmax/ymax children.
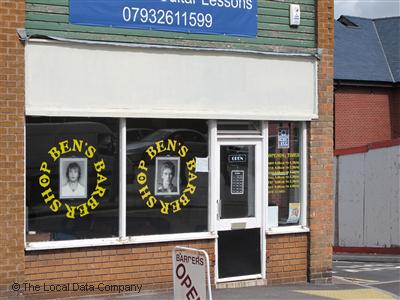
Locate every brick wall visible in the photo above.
<box><xmin>24</xmin><ymin>240</ymin><xmax>214</xmax><ymax>298</ymax></box>
<box><xmin>308</xmin><ymin>0</ymin><xmax>334</xmax><ymax>284</ymax></box>
<box><xmin>390</xmin><ymin>88</ymin><xmax>400</xmax><ymax>139</ymax></box>
<box><xmin>266</xmin><ymin>234</ymin><xmax>308</xmax><ymax>284</ymax></box>
<box><xmin>335</xmin><ymin>86</ymin><xmax>393</xmax><ymax>150</ymax></box>
<box><xmin>0</xmin><ymin>0</ymin><xmax>25</xmax><ymax>298</ymax></box>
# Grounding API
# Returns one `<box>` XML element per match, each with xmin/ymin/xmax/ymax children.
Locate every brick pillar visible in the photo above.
<box><xmin>0</xmin><ymin>0</ymin><xmax>25</xmax><ymax>297</ymax></box>
<box><xmin>308</xmin><ymin>0</ymin><xmax>334</xmax><ymax>283</ymax></box>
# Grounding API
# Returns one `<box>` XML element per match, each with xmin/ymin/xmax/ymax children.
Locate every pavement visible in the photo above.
<box><xmin>334</xmin><ymin>253</ymin><xmax>400</xmax><ymax>263</ymax></box>
<box><xmin>112</xmin><ymin>280</ymin><xmax>397</xmax><ymax>300</ymax></box>
<box><xmin>106</xmin><ymin>254</ymin><xmax>400</xmax><ymax>300</ymax></box>
<box><xmin>333</xmin><ymin>258</ymin><xmax>400</xmax><ymax>297</ymax></box>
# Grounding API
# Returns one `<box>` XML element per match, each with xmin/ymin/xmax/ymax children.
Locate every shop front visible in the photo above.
<box><xmin>0</xmin><ymin>0</ymin><xmax>335</xmax><ymax>297</ymax></box>
<box><xmin>23</xmin><ymin>39</ymin><xmax>316</xmax><ymax>291</ymax></box>
<box><xmin>26</xmin><ymin>118</ymin><xmax>308</xmax><ymax>283</ymax></box>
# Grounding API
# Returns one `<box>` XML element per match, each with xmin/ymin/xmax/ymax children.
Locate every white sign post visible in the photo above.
<box><xmin>172</xmin><ymin>246</ymin><xmax>212</xmax><ymax>300</ymax></box>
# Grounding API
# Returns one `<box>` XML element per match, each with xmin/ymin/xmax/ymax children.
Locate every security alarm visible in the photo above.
<box><xmin>290</xmin><ymin>4</ymin><xmax>301</xmax><ymax>26</ymax></box>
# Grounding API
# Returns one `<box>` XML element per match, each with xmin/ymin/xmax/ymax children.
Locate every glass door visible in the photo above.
<box><xmin>216</xmin><ymin>139</ymin><xmax>262</xmax><ymax>280</ymax></box>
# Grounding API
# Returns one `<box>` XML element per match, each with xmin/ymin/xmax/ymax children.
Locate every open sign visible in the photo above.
<box><xmin>172</xmin><ymin>247</ymin><xmax>212</xmax><ymax>300</ymax></box>
<box><xmin>228</xmin><ymin>154</ymin><xmax>247</xmax><ymax>163</ymax></box>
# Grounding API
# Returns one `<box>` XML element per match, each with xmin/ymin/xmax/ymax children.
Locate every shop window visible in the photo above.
<box><xmin>25</xmin><ymin>117</ymin><xmax>119</xmax><ymax>242</ymax></box>
<box><xmin>25</xmin><ymin>116</ymin><xmax>306</xmax><ymax>246</ymax></box>
<box><xmin>268</xmin><ymin>122</ymin><xmax>304</xmax><ymax>229</ymax></box>
<box><xmin>126</xmin><ymin>119</ymin><xmax>209</xmax><ymax>236</ymax></box>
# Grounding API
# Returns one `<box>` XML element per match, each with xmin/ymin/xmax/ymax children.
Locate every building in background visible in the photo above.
<box><xmin>334</xmin><ymin>16</ymin><xmax>400</xmax><ymax>252</ymax></box>
<box><xmin>0</xmin><ymin>0</ymin><xmax>334</xmax><ymax>297</ymax></box>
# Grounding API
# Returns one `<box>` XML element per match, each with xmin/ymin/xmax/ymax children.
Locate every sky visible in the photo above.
<box><xmin>335</xmin><ymin>0</ymin><xmax>400</xmax><ymax>19</ymax></box>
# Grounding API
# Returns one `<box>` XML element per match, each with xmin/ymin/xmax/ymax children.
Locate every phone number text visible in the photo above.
<box><xmin>122</xmin><ymin>7</ymin><xmax>213</xmax><ymax>28</ymax></box>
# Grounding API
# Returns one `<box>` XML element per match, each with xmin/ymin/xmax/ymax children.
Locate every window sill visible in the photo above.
<box><xmin>266</xmin><ymin>225</ymin><xmax>310</xmax><ymax>235</ymax></box>
<box><xmin>25</xmin><ymin>232</ymin><xmax>217</xmax><ymax>251</ymax></box>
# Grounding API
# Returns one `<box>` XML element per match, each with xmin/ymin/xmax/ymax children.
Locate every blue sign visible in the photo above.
<box><xmin>70</xmin><ymin>0</ymin><xmax>257</xmax><ymax>37</ymax></box>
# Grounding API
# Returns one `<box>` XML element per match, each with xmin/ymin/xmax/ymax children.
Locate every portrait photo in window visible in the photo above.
<box><xmin>154</xmin><ymin>157</ymin><xmax>180</xmax><ymax>196</ymax></box>
<box><xmin>59</xmin><ymin>157</ymin><xmax>88</xmax><ymax>199</ymax></box>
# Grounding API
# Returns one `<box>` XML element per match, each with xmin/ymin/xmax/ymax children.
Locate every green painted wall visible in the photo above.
<box><xmin>25</xmin><ymin>0</ymin><xmax>316</xmax><ymax>51</ymax></box>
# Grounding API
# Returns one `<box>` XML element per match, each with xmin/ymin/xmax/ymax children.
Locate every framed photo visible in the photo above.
<box><xmin>154</xmin><ymin>157</ymin><xmax>180</xmax><ymax>196</ymax></box>
<box><xmin>59</xmin><ymin>157</ymin><xmax>88</xmax><ymax>199</ymax></box>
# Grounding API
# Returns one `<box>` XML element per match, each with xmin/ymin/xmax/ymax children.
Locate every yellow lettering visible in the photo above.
<box><xmin>183</xmin><ymin>183</ymin><xmax>196</xmax><ymax>195</ymax></box>
<box><xmin>92</xmin><ymin>185</ymin><xmax>106</xmax><ymax>198</ymax></box>
<box><xmin>87</xmin><ymin>196</ymin><xmax>99</xmax><ymax>210</ymax></box>
<box><xmin>179</xmin><ymin>194</ymin><xmax>190</xmax><ymax>206</ymax></box>
<box><xmin>96</xmin><ymin>173</ymin><xmax>107</xmax><ymax>185</ymax></box>
<box><xmin>85</xmin><ymin>145</ymin><xmax>96</xmax><ymax>159</ymax></box>
<box><xmin>186</xmin><ymin>158</ymin><xmax>196</xmax><ymax>171</ymax></box>
<box><xmin>139</xmin><ymin>185</ymin><xmax>151</xmax><ymax>200</ymax></box>
<box><xmin>146</xmin><ymin>146</ymin><xmax>157</xmax><ymax>160</ymax></box>
<box><xmin>49</xmin><ymin>199</ymin><xmax>62</xmax><ymax>212</ymax></box>
<box><xmin>65</xmin><ymin>204</ymin><xmax>76</xmax><ymax>219</ymax></box>
<box><xmin>39</xmin><ymin>174</ymin><xmax>50</xmax><ymax>188</ymax></box>
<box><xmin>72</xmin><ymin>139</ymin><xmax>83</xmax><ymax>152</ymax></box>
<box><xmin>159</xmin><ymin>200</ymin><xmax>169</xmax><ymax>214</ymax></box>
<box><xmin>77</xmin><ymin>203</ymin><xmax>89</xmax><ymax>217</ymax></box>
<box><xmin>138</xmin><ymin>160</ymin><xmax>148</xmax><ymax>172</ymax></box>
<box><xmin>170</xmin><ymin>199</ymin><xmax>181</xmax><ymax>213</ymax></box>
<box><xmin>48</xmin><ymin>147</ymin><xmax>61</xmax><ymax>161</ymax></box>
<box><xmin>41</xmin><ymin>188</ymin><xmax>55</xmax><ymax>204</ymax></box>
<box><xmin>59</xmin><ymin>140</ymin><xmax>71</xmax><ymax>154</ymax></box>
<box><xmin>167</xmin><ymin>139</ymin><xmax>177</xmax><ymax>152</ymax></box>
<box><xmin>137</xmin><ymin>172</ymin><xmax>147</xmax><ymax>185</ymax></box>
<box><xmin>40</xmin><ymin>162</ymin><xmax>51</xmax><ymax>174</ymax></box>
<box><xmin>146</xmin><ymin>196</ymin><xmax>157</xmax><ymax>208</ymax></box>
<box><xmin>155</xmin><ymin>140</ymin><xmax>167</xmax><ymax>153</ymax></box>
<box><xmin>94</xmin><ymin>159</ymin><xmax>105</xmax><ymax>172</ymax></box>
<box><xmin>178</xmin><ymin>145</ymin><xmax>188</xmax><ymax>158</ymax></box>
<box><xmin>188</xmin><ymin>171</ymin><xmax>197</xmax><ymax>183</ymax></box>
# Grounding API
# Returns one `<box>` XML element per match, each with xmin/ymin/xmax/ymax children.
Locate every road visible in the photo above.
<box><xmin>333</xmin><ymin>260</ymin><xmax>400</xmax><ymax>297</ymax></box>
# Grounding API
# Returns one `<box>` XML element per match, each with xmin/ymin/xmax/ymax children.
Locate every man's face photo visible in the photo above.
<box><xmin>67</xmin><ymin>165</ymin><xmax>80</xmax><ymax>182</ymax></box>
<box><xmin>155</xmin><ymin>157</ymin><xmax>180</xmax><ymax>196</ymax></box>
<box><xmin>161</xmin><ymin>165</ymin><xmax>174</xmax><ymax>185</ymax></box>
<box><xmin>161</xmin><ymin>168</ymin><xmax>174</xmax><ymax>184</ymax></box>
<box><xmin>59</xmin><ymin>158</ymin><xmax>87</xmax><ymax>199</ymax></box>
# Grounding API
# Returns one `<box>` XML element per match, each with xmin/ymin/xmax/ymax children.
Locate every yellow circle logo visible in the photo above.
<box><xmin>38</xmin><ymin>139</ymin><xmax>107</xmax><ymax>219</ymax></box>
<box><xmin>135</xmin><ymin>139</ymin><xmax>198</xmax><ymax>215</ymax></box>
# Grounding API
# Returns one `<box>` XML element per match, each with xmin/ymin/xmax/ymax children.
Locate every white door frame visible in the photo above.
<box><xmin>216</xmin><ymin>139</ymin><xmax>262</xmax><ymax>230</ymax></box>
<box><xmin>213</xmin><ymin>136</ymin><xmax>266</xmax><ymax>283</ymax></box>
